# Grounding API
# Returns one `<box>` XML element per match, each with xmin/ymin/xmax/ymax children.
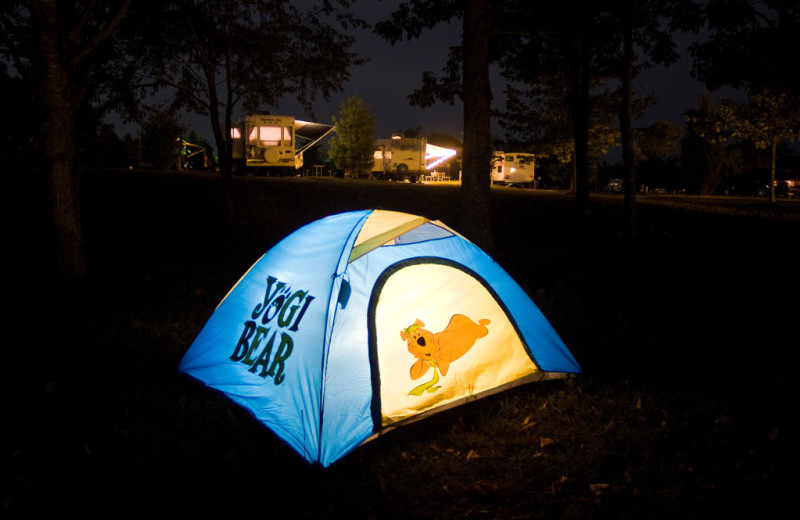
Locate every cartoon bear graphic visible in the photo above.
<box><xmin>400</xmin><ymin>314</ymin><xmax>490</xmax><ymax>395</ymax></box>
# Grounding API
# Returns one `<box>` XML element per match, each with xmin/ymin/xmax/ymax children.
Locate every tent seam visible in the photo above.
<box><xmin>316</xmin><ymin>210</ymin><xmax>373</xmax><ymax>465</ymax></box>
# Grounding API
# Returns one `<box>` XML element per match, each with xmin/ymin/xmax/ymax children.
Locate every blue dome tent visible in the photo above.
<box><xmin>179</xmin><ymin>209</ymin><xmax>581</xmax><ymax>467</ymax></box>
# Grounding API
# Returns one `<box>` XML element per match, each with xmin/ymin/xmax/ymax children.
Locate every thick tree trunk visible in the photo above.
<box><xmin>33</xmin><ymin>0</ymin><xmax>87</xmax><ymax>279</ymax></box>
<box><xmin>45</xmin><ymin>121</ymin><xmax>86</xmax><ymax>280</ymax></box>
<box><xmin>460</xmin><ymin>0</ymin><xmax>493</xmax><ymax>252</ymax></box>
<box><xmin>620</xmin><ymin>2</ymin><xmax>636</xmax><ymax>243</ymax></box>
<box><xmin>769</xmin><ymin>138</ymin><xmax>777</xmax><ymax>203</ymax></box>
<box><xmin>569</xmin><ymin>40</ymin><xmax>591</xmax><ymax>219</ymax></box>
<box><xmin>572</xmin><ymin>65</ymin><xmax>590</xmax><ymax>216</ymax></box>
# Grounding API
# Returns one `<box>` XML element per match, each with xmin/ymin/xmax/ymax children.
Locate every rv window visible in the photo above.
<box><xmin>230</xmin><ymin>127</ymin><xmax>241</xmax><ymax>139</ymax></box>
<box><xmin>518</xmin><ymin>156</ymin><xmax>531</xmax><ymax>165</ymax></box>
<box><xmin>259</xmin><ymin>126</ymin><xmax>282</xmax><ymax>145</ymax></box>
<box><xmin>506</xmin><ymin>155</ymin><xmax>514</xmax><ymax>161</ymax></box>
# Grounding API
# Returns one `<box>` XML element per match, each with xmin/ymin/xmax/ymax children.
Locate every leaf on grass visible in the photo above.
<box><xmin>520</xmin><ymin>415</ymin><xmax>536</xmax><ymax>432</ymax></box>
<box><xmin>635</xmin><ymin>397</ymin><xmax>642</xmax><ymax>410</ymax></box>
<box><xmin>550</xmin><ymin>475</ymin><xmax>567</xmax><ymax>495</ymax></box>
<box><xmin>473</xmin><ymin>480</ymin><xmax>500</xmax><ymax>494</ymax></box>
<box><xmin>540</xmin><ymin>437</ymin><xmax>556</xmax><ymax>448</ymax></box>
<box><xmin>466</xmin><ymin>449</ymin><xmax>481</xmax><ymax>460</ymax></box>
<box><xmin>590</xmin><ymin>483</ymin><xmax>610</xmax><ymax>495</ymax></box>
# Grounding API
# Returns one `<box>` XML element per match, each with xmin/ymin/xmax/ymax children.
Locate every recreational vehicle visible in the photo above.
<box><xmin>229</xmin><ymin>113</ymin><xmax>334</xmax><ymax>174</ymax></box>
<box><xmin>373</xmin><ymin>134</ymin><xmax>457</xmax><ymax>182</ymax></box>
<box><xmin>491</xmin><ymin>152</ymin><xmax>536</xmax><ymax>187</ymax></box>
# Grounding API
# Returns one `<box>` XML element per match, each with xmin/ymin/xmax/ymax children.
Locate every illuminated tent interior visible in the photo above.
<box><xmin>179</xmin><ymin>210</ymin><xmax>581</xmax><ymax>467</ymax></box>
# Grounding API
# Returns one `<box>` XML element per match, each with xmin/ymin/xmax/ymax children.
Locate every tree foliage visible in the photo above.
<box><xmin>396</xmin><ymin>126</ymin><xmax>423</xmax><ymax>139</ymax></box>
<box><xmin>689</xmin><ymin>1</ymin><xmax>800</xmax><ymax>200</ymax></box>
<box><xmin>636</xmin><ymin>121</ymin><xmax>683</xmax><ymax>163</ymax></box>
<box><xmin>0</xmin><ymin>0</ymin><xmax>365</xmax><ymax>278</ymax></box>
<box><xmin>498</xmin><ymin>80</ymin><xmax>623</xmax><ymax>187</ymax></box>
<box><xmin>691</xmin><ymin>0</ymin><xmax>800</xmax><ymax>94</ymax></box>
<box><xmin>634</xmin><ymin>120</ymin><xmax>683</xmax><ymax>193</ymax></box>
<box><xmin>721</xmin><ymin>87</ymin><xmax>800</xmax><ymax>201</ymax></box>
<box><xmin>681</xmin><ymin>90</ymin><xmax>728</xmax><ymax>194</ymax></box>
<box><xmin>0</xmin><ymin>63</ymin><xmax>37</xmax><ymax>166</ymax></box>
<box><xmin>140</xmin><ymin>107</ymin><xmax>186</xmax><ymax>170</ymax></box>
<box><xmin>328</xmin><ymin>94</ymin><xmax>375</xmax><ymax>177</ymax></box>
<box><xmin>496</xmin><ymin>1</ymin><xmax>693</xmax><ymax>222</ymax></box>
<box><xmin>130</xmin><ymin>0</ymin><xmax>365</xmax><ymax>177</ymax></box>
<box><xmin>375</xmin><ymin>1</ymin><xmax>700</xmax><ymax>232</ymax></box>
<box><xmin>1</xmin><ymin>0</ymin><xmax>133</xmax><ymax>280</ymax></box>
<box><xmin>426</xmin><ymin>132</ymin><xmax>461</xmax><ymax>149</ymax></box>
<box><xmin>375</xmin><ymin>0</ymin><xmax>494</xmax><ymax>251</ymax></box>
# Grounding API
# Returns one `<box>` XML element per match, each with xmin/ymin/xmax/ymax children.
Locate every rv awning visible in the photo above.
<box><xmin>295</xmin><ymin>120</ymin><xmax>335</xmax><ymax>153</ymax></box>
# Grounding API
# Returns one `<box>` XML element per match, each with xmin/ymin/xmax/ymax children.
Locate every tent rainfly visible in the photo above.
<box><xmin>179</xmin><ymin>209</ymin><xmax>581</xmax><ymax>467</ymax></box>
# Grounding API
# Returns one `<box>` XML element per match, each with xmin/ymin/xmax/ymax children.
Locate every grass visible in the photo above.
<box><xmin>2</xmin><ymin>169</ymin><xmax>797</xmax><ymax>519</ymax></box>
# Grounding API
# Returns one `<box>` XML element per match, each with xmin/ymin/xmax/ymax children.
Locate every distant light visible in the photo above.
<box><xmin>425</xmin><ymin>143</ymin><xmax>457</xmax><ymax>170</ymax></box>
<box><xmin>426</xmin><ymin>155</ymin><xmax>454</xmax><ymax>170</ymax></box>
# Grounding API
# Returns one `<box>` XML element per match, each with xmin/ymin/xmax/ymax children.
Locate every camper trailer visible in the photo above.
<box><xmin>373</xmin><ymin>135</ymin><xmax>457</xmax><ymax>182</ymax></box>
<box><xmin>491</xmin><ymin>152</ymin><xmax>536</xmax><ymax>187</ymax></box>
<box><xmin>373</xmin><ymin>135</ymin><xmax>427</xmax><ymax>182</ymax></box>
<box><xmin>229</xmin><ymin>113</ymin><xmax>334</xmax><ymax>174</ymax></box>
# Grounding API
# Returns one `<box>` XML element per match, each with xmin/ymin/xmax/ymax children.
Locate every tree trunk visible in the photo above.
<box><xmin>32</xmin><ymin>0</ymin><xmax>87</xmax><ymax>280</ymax></box>
<box><xmin>460</xmin><ymin>0</ymin><xmax>493</xmax><ymax>252</ymax></box>
<box><xmin>620</xmin><ymin>1</ymin><xmax>636</xmax><ymax>243</ymax></box>
<box><xmin>569</xmin><ymin>36</ymin><xmax>592</xmax><ymax>219</ymax></box>
<box><xmin>209</xmin><ymin>91</ymin><xmax>230</xmax><ymax>179</ymax></box>
<box><xmin>769</xmin><ymin>138</ymin><xmax>777</xmax><ymax>203</ymax></box>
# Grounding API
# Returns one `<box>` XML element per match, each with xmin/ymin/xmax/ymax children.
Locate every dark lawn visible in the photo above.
<box><xmin>3</xmin><ymin>170</ymin><xmax>797</xmax><ymax>519</ymax></box>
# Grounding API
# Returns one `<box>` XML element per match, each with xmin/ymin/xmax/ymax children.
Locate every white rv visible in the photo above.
<box><xmin>491</xmin><ymin>152</ymin><xmax>536</xmax><ymax>187</ymax></box>
<box><xmin>373</xmin><ymin>135</ymin><xmax>426</xmax><ymax>182</ymax></box>
<box><xmin>373</xmin><ymin>134</ymin><xmax>457</xmax><ymax>182</ymax></box>
<box><xmin>229</xmin><ymin>113</ymin><xmax>334</xmax><ymax>174</ymax></box>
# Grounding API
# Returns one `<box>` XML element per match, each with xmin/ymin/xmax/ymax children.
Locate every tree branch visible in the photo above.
<box><xmin>68</xmin><ymin>0</ymin><xmax>132</xmax><ymax>69</ymax></box>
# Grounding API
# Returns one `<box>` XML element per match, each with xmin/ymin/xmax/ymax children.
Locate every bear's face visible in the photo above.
<box><xmin>400</xmin><ymin>320</ymin><xmax>439</xmax><ymax>361</ymax></box>
<box><xmin>406</xmin><ymin>327</ymin><xmax>437</xmax><ymax>360</ymax></box>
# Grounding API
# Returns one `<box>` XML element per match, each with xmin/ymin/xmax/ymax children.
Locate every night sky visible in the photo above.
<box><xmin>274</xmin><ymin>3</ymin><xmax>741</xmax><ymax>143</ymax></box>
<box><xmin>116</xmin><ymin>3</ymin><xmax>743</xmax><ymax>147</ymax></box>
<box><xmin>279</xmin><ymin>19</ymin><xmax>725</xmax><ymax>141</ymax></box>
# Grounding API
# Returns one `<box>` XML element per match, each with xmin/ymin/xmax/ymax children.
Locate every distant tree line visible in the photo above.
<box><xmin>376</xmin><ymin>0</ymin><xmax>800</xmax><ymax>243</ymax></box>
<box><xmin>518</xmin><ymin>88</ymin><xmax>800</xmax><ymax>201</ymax></box>
<box><xmin>0</xmin><ymin>0</ymin><xmax>365</xmax><ymax>280</ymax></box>
<box><xmin>2</xmin><ymin>0</ymin><xmax>799</xmax><ymax>279</ymax></box>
